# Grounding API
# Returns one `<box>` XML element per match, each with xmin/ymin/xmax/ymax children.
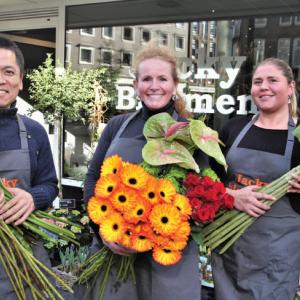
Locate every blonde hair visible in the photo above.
<box><xmin>253</xmin><ymin>58</ymin><xmax>298</xmax><ymax>118</ymax></box>
<box><xmin>134</xmin><ymin>40</ymin><xmax>192</xmax><ymax>118</ymax></box>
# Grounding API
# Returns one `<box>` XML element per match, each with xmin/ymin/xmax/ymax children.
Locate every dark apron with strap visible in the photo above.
<box><xmin>212</xmin><ymin>115</ymin><xmax>300</xmax><ymax>300</ymax></box>
<box><xmin>0</xmin><ymin>115</ymin><xmax>51</xmax><ymax>299</ymax></box>
<box><xmin>85</xmin><ymin>110</ymin><xmax>201</xmax><ymax>300</ymax></box>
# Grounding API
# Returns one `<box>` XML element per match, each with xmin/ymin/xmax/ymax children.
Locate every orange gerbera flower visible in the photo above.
<box><xmin>120</xmin><ymin>163</ymin><xmax>150</xmax><ymax>190</ymax></box>
<box><xmin>152</xmin><ymin>247</ymin><xmax>182</xmax><ymax>266</ymax></box>
<box><xmin>95</xmin><ymin>174</ymin><xmax>119</xmax><ymax>198</ymax></box>
<box><xmin>165</xmin><ymin>238</ymin><xmax>188</xmax><ymax>251</ymax></box>
<box><xmin>157</xmin><ymin>178</ymin><xmax>177</xmax><ymax>203</ymax></box>
<box><xmin>141</xmin><ymin>176</ymin><xmax>160</xmax><ymax>205</ymax></box>
<box><xmin>149</xmin><ymin>203</ymin><xmax>181</xmax><ymax>237</ymax></box>
<box><xmin>120</xmin><ymin>224</ymin><xmax>135</xmax><ymax>249</ymax></box>
<box><xmin>87</xmin><ymin>196</ymin><xmax>115</xmax><ymax>225</ymax></box>
<box><xmin>172</xmin><ymin>221</ymin><xmax>191</xmax><ymax>241</ymax></box>
<box><xmin>173</xmin><ymin>194</ymin><xmax>192</xmax><ymax>220</ymax></box>
<box><xmin>123</xmin><ymin>197</ymin><xmax>152</xmax><ymax>224</ymax></box>
<box><xmin>101</xmin><ymin>155</ymin><xmax>123</xmax><ymax>176</ymax></box>
<box><xmin>110</xmin><ymin>185</ymin><xmax>137</xmax><ymax>213</ymax></box>
<box><xmin>131</xmin><ymin>234</ymin><xmax>153</xmax><ymax>252</ymax></box>
<box><xmin>99</xmin><ymin>212</ymin><xmax>125</xmax><ymax>243</ymax></box>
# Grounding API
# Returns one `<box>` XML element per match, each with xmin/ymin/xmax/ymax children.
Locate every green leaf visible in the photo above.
<box><xmin>143</xmin><ymin>112</ymin><xmax>176</xmax><ymax>139</ymax></box>
<box><xmin>142</xmin><ymin>139</ymin><xmax>200</xmax><ymax>172</ymax></box>
<box><xmin>293</xmin><ymin>124</ymin><xmax>300</xmax><ymax>142</ymax></box>
<box><xmin>190</xmin><ymin>119</ymin><xmax>227</xmax><ymax>169</ymax></box>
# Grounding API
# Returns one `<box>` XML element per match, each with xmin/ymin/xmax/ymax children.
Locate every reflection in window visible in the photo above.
<box><xmin>277</xmin><ymin>38</ymin><xmax>290</xmax><ymax>62</ymax></box>
<box><xmin>192</xmin><ymin>22</ymin><xmax>199</xmax><ymax>34</ymax></box>
<box><xmin>295</xmin><ymin>16</ymin><xmax>300</xmax><ymax>25</ymax></box>
<box><xmin>254</xmin><ymin>39</ymin><xmax>265</xmax><ymax>64</ymax></box>
<box><xmin>103</xmin><ymin>27</ymin><xmax>114</xmax><ymax>39</ymax></box>
<box><xmin>123</xmin><ymin>26</ymin><xmax>134</xmax><ymax>41</ymax></box>
<box><xmin>79</xmin><ymin>46</ymin><xmax>94</xmax><ymax>64</ymax></box>
<box><xmin>122</xmin><ymin>51</ymin><xmax>132</xmax><ymax>66</ymax></box>
<box><xmin>192</xmin><ymin>38</ymin><xmax>199</xmax><ymax>58</ymax></box>
<box><xmin>80</xmin><ymin>28</ymin><xmax>95</xmax><ymax>36</ymax></box>
<box><xmin>254</xmin><ymin>18</ymin><xmax>267</xmax><ymax>28</ymax></box>
<box><xmin>175</xmin><ymin>36</ymin><xmax>184</xmax><ymax>51</ymax></box>
<box><xmin>292</xmin><ymin>38</ymin><xmax>300</xmax><ymax>67</ymax></box>
<box><xmin>159</xmin><ymin>32</ymin><xmax>168</xmax><ymax>46</ymax></box>
<box><xmin>101</xmin><ymin>49</ymin><xmax>113</xmax><ymax>65</ymax></box>
<box><xmin>142</xmin><ymin>29</ymin><xmax>151</xmax><ymax>43</ymax></box>
<box><xmin>279</xmin><ymin>16</ymin><xmax>292</xmax><ymax>26</ymax></box>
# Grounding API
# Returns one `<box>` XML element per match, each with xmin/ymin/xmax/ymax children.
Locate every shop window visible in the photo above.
<box><xmin>254</xmin><ymin>18</ymin><xmax>267</xmax><ymax>28</ymax></box>
<box><xmin>141</xmin><ymin>29</ymin><xmax>151</xmax><ymax>43</ymax></box>
<box><xmin>80</xmin><ymin>28</ymin><xmax>95</xmax><ymax>36</ymax></box>
<box><xmin>122</xmin><ymin>51</ymin><xmax>133</xmax><ymax>66</ymax></box>
<box><xmin>175</xmin><ymin>36</ymin><xmax>185</xmax><ymax>51</ymax></box>
<box><xmin>79</xmin><ymin>46</ymin><xmax>94</xmax><ymax>64</ymax></box>
<box><xmin>277</xmin><ymin>38</ymin><xmax>290</xmax><ymax>62</ymax></box>
<box><xmin>65</xmin><ymin>44</ymin><xmax>71</xmax><ymax>63</ymax></box>
<box><xmin>192</xmin><ymin>38</ymin><xmax>199</xmax><ymax>58</ymax></box>
<box><xmin>123</xmin><ymin>26</ymin><xmax>134</xmax><ymax>41</ymax></box>
<box><xmin>292</xmin><ymin>38</ymin><xmax>300</xmax><ymax>68</ymax></box>
<box><xmin>159</xmin><ymin>32</ymin><xmax>168</xmax><ymax>46</ymax></box>
<box><xmin>103</xmin><ymin>27</ymin><xmax>114</xmax><ymax>39</ymax></box>
<box><xmin>101</xmin><ymin>49</ymin><xmax>113</xmax><ymax>65</ymax></box>
<box><xmin>279</xmin><ymin>16</ymin><xmax>292</xmax><ymax>26</ymax></box>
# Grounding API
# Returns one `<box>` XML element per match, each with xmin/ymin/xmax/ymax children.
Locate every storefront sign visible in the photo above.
<box><xmin>115</xmin><ymin>54</ymin><xmax>257</xmax><ymax>115</ymax></box>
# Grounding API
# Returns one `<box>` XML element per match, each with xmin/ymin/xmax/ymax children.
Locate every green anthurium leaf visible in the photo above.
<box><xmin>142</xmin><ymin>139</ymin><xmax>200</xmax><ymax>172</ymax></box>
<box><xmin>293</xmin><ymin>124</ymin><xmax>300</xmax><ymax>142</ymax></box>
<box><xmin>143</xmin><ymin>112</ymin><xmax>176</xmax><ymax>139</ymax></box>
<box><xmin>190</xmin><ymin>119</ymin><xmax>227</xmax><ymax>169</ymax></box>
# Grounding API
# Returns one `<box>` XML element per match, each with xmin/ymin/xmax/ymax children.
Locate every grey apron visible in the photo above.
<box><xmin>212</xmin><ymin>115</ymin><xmax>300</xmax><ymax>300</ymax></box>
<box><xmin>85</xmin><ymin>110</ymin><xmax>201</xmax><ymax>300</ymax></box>
<box><xmin>0</xmin><ymin>114</ymin><xmax>52</xmax><ymax>299</ymax></box>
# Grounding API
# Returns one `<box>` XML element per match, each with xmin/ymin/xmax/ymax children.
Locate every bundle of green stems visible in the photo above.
<box><xmin>77</xmin><ymin>246</ymin><xmax>136</xmax><ymax>300</ymax></box>
<box><xmin>0</xmin><ymin>179</ymin><xmax>83</xmax><ymax>299</ymax></box>
<box><xmin>203</xmin><ymin>165</ymin><xmax>300</xmax><ymax>254</ymax></box>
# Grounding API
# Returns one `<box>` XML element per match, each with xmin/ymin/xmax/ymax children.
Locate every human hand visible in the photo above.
<box><xmin>0</xmin><ymin>188</ymin><xmax>35</xmax><ymax>225</ymax></box>
<box><xmin>102</xmin><ymin>239</ymin><xmax>136</xmax><ymax>256</ymax></box>
<box><xmin>228</xmin><ymin>185</ymin><xmax>275</xmax><ymax>217</ymax></box>
<box><xmin>288</xmin><ymin>174</ymin><xmax>300</xmax><ymax>193</ymax></box>
<box><xmin>0</xmin><ymin>190</ymin><xmax>4</xmax><ymax>212</ymax></box>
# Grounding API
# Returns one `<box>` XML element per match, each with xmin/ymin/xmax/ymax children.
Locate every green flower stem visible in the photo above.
<box><xmin>34</xmin><ymin>210</ymin><xmax>84</xmax><ymax>229</ymax></box>
<box><xmin>98</xmin><ymin>251</ymin><xmax>114</xmax><ymax>300</ymax></box>
<box><xmin>204</xmin><ymin>165</ymin><xmax>300</xmax><ymax>253</ymax></box>
<box><xmin>22</xmin><ymin>221</ymin><xmax>58</xmax><ymax>244</ymax></box>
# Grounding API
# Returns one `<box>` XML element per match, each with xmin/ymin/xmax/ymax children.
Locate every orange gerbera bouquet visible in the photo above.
<box><xmin>78</xmin><ymin>155</ymin><xmax>192</xmax><ymax>299</ymax></box>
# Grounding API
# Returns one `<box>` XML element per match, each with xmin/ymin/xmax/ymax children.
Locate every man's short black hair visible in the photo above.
<box><xmin>0</xmin><ymin>36</ymin><xmax>25</xmax><ymax>74</ymax></box>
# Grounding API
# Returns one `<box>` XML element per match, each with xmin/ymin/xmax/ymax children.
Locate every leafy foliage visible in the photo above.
<box><xmin>27</xmin><ymin>53</ymin><xmax>118</xmax><ymax>125</ymax></box>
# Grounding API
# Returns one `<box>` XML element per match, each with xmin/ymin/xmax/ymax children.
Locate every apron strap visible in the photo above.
<box><xmin>16</xmin><ymin>114</ymin><xmax>29</xmax><ymax>150</ymax></box>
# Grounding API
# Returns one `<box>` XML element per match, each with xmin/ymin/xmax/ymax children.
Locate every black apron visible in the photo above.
<box><xmin>85</xmin><ymin>110</ymin><xmax>202</xmax><ymax>300</ymax></box>
<box><xmin>0</xmin><ymin>115</ymin><xmax>52</xmax><ymax>299</ymax></box>
<box><xmin>212</xmin><ymin>115</ymin><xmax>300</xmax><ymax>300</ymax></box>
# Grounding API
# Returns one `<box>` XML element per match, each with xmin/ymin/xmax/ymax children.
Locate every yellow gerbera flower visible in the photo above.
<box><xmin>99</xmin><ymin>212</ymin><xmax>125</xmax><ymax>243</ymax></box>
<box><xmin>131</xmin><ymin>234</ymin><xmax>153</xmax><ymax>252</ymax></box>
<box><xmin>123</xmin><ymin>197</ymin><xmax>152</xmax><ymax>224</ymax></box>
<box><xmin>87</xmin><ymin>196</ymin><xmax>115</xmax><ymax>225</ymax></box>
<box><xmin>152</xmin><ymin>247</ymin><xmax>182</xmax><ymax>266</ymax></box>
<box><xmin>110</xmin><ymin>185</ymin><xmax>137</xmax><ymax>213</ymax></box>
<box><xmin>173</xmin><ymin>194</ymin><xmax>192</xmax><ymax>220</ymax></box>
<box><xmin>141</xmin><ymin>176</ymin><xmax>160</xmax><ymax>205</ymax></box>
<box><xmin>120</xmin><ymin>163</ymin><xmax>149</xmax><ymax>190</ymax></box>
<box><xmin>150</xmin><ymin>231</ymin><xmax>170</xmax><ymax>248</ymax></box>
<box><xmin>157</xmin><ymin>178</ymin><xmax>177</xmax><ymax>203</ymax></box>
<box><xmin>95</xmin><ymin>174</ymin><xmax>119</xmax><ymax>198</ymax></box>
<box><xmin>172</xmin><ymin>221</ymin><xmax>191</xmax><ymax>241</ymax></box>
<box><xmin>101</xmin><ymin>155</ymin><xmax>123</xmax><ymax>176</ymax></box>
<box><xmin>149</xmin><ymin>203</ymin><xmax>181</xmax><ymax>237</ymax></box>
